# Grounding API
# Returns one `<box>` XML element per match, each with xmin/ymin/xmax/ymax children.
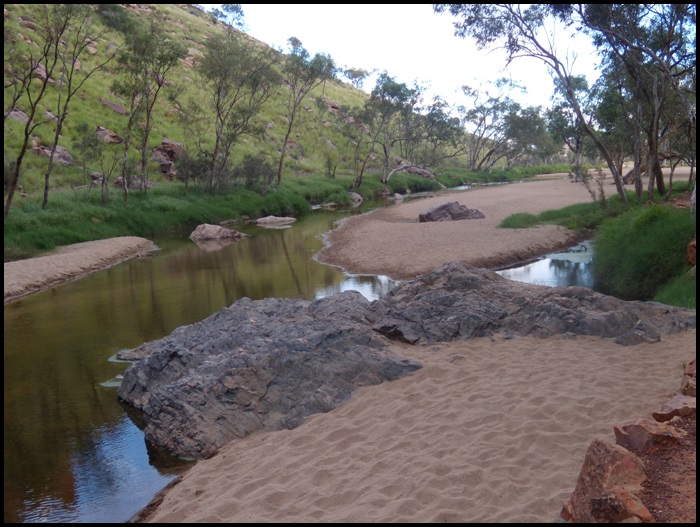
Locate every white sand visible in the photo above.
<box><xmin>4</xmin><ymin>236</ymin><xmax>153</xmax><ymax>303</ymax></box>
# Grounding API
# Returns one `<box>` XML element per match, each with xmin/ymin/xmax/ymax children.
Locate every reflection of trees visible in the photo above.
<box><xmin>4</xmin><ymin>207</ymin><xmax>389</xmax><ymax>522</ymax></box>
<box><xmin>548</xmin><ymin>259</ymin><xmax>594</xmax><ymax>288</ymax></box>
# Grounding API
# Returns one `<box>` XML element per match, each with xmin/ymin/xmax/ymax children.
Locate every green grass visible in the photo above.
<box><xmin>593</xmin><ymin>204</ymin><xmax>696</xmax><ymax>301</ymax></box>
<box><xmin>653</xmin><ymin>270</ymin><xmax>696</xmax><ymax>309</ymax></box>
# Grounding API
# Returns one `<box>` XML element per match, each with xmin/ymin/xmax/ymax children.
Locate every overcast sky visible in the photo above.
<box><xmin>202</xmin><ymin>4</ymin><xmax>601</xmax><ymax>110</ymax></box>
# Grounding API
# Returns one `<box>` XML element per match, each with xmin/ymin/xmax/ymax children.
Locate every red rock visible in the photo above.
<box><xmin>614</xmin><ymin>418</ymin><xmax>687</xmax><ymax>453</ymax></box>
<box><xmin>652</xmin><ymin>394</ymin><xmax>696</xmax><ymax>422</ymax></box>
<box><xmin>560</xmin><ymin>439</ymin><xmax>651</xmax><ymax>523</ymax></box>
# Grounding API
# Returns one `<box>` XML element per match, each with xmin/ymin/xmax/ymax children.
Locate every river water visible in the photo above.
<box><xmin>3</xmin><ymin>196</ymin><xmax>594</xmax><ymax>523</ymax></box>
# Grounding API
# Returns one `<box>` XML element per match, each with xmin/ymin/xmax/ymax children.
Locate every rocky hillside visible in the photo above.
<box><xmin>4</xmin><ymin>4</ymin><xmax>371</xmax><ymax>193</ymax></box>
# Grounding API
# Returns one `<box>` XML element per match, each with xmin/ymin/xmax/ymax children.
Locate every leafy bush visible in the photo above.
<box><xmin>232</xmin><ymin>154</ymin><xmax>276</xmax><ymax>194</ymax></box>
<box><xmin>498</xmin><ymin>213</ymin><xmax>539</xmax><ymax>229</ymax></box>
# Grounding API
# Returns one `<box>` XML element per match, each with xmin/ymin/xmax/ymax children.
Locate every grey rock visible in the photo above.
<box><xmin>118</xmin><ymin>262</ymin><xmax>695</xmax><ymax>460</ymax></box>
<box><xmin>366</xmin><ymin>262</ymin><xmax>695</xmax><ymax>344</ymax></box>
<box><xmin>118</xmin><ymin>291</ymin><xmax>421</xmax><ymax>459</ymax></box>
<box><xmin>418</xmin><ymin>201</ymin><xmax>485</xmax><ymax>222</ymax></box>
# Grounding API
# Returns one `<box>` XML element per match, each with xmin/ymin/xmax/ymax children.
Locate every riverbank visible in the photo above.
<box><xmin>4</xmin><ymin>236</ymin><xmax>154</xmax><ymax>304</ymax></box>
<box><xmin>316</xmin><ymin>174</ymin><xmax>594</xmax><ymax>280</ymax></box>
<box><xmin>3</xmin><ymin>175</ymin><xmax>694</xmax><ymax>522</ymax></box>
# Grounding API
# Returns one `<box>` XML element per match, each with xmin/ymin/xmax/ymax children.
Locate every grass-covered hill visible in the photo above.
<box><xmin>4</xmin><ymin>3</ymin><xmax>377</xmax><ymax>194</ymax></box>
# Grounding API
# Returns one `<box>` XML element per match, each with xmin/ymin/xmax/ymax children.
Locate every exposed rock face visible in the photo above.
<box><xmin>100</xmin><ymin>97</ymin><xmax>127</xmax><ymax>115</ymax></box>
<box><xmin>418</xmin><ymin>201</ymin><xmax>485</xmax><ymax>222</ymax></box>
<box><xmin>651</xmin><ymin>394</ymin><xmax>696</xmax><ymax>421</ymax></box>
<box><xmin>7</xmin><ymin>108</ymin><xmax>29</xmax><ymax>123</ymax></box>
<box><xmin>614</xmin><ymin>418</ymin><xmax>687</xmax><ymax>453</ymax></box>
<box><xmin>29</xmin><ymin>143</ymin><xmax>74</xmax><ymax>165</ymax></box>
<box><xmin>151</xmin><ymin>139</ymin><xmax>184</xmax><ymax>178</ymax></box>
<box><xmin>96</xmin><ymin>125</ymin><xmax>123</xmax><ymax>144</ymax></box>
<box><xmin>365</xmin><ymin>263</ymin><xmax>695</xmax><ymax>345</ymax></box>
<box><xmin>118</xmin><ymin>262</ymin><xmax>696</xmax><ymax>460</ymax></box>
<box><xmin>118</xmin><ymin>292</ymin><xmax>422</xmax><ymax>459</ymax></box>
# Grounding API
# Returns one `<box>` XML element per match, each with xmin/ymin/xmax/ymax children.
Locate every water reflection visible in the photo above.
<box><xmin>315</xmin><ymin>273</ymin><xmax>397</xmax><ymax>301</ymax></box>
<box><xmin>496</xmin><ymin>240</ymin><xmax>594</xmax><ymax>288</ymax></box>
<box><xmin>3</xmin><ymin>203</ymin><xmax>394</xmax><ymax>524</ymax></box>
<box><xmin>4</xmin><ymin>200</ymin><xmax>595</xmax><ymax>523</ymax></box>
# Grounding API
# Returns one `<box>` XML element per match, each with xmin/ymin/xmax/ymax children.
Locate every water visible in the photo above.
<box><xmin>496</xmin><ymin>240</ymin><xmax>595</xmax><ymax>288</ymax></box>
<box><xmin>4</xmin><ymin>197</ymin><xmax>596</xmax><ymax>523</ymax></box>
<box><xmin>3</xmin><ymin>201</ymin><xmax>397</xmax><ymax>524</ymax></box>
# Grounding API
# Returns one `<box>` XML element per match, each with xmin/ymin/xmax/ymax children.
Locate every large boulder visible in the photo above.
<box><xmin>255</xmin><ymin>215</ymin><xmax>296</xmax><ymax>228</ymax></box>
<box><xmin>560</xmin><ymin>440</ymin><xmax>653</xmax><ymax>523</ymax></box>
<box><xmin>418</xmin><ymin>201</ymin><xmax>485</xmax><ymax>222</ymax></box>
<box><xmin>96</xmin><ymin>125</ymin><xmax>123</xmax><ymax>144</ymax></box>
<box><xmin>29</xmin><ymin>143</ymin><xmax>74</xmax><ymax>165</ymax></box>
<box><xmin>118</xmin><ymin>262</ymin><xmax>695</xmax><ymax>460</ymax></box>
<box><xmin>365</xmin><ymin>262</ymin><xmax>695</xmax><ymax>344</ymax></box>
<box><xmin>118</xmin><ymin>292</ymin><xmax>421</xmax><ymax>459</ymax></box>
<box><xmin>189</xmin><ymin>223</ymin><xmax>248</xmax><ymax>241</ymax></box>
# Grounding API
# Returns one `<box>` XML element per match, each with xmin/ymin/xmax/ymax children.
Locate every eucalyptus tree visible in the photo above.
<box><xmin>503</xmin><ymin>105</ymin><xmax>557</xmax><ymax>167</ymax></box>
<box><xmin>183</xmin><ymin>30</ymin><xmax>281</xmax><ymax>191</ymax></box>
<box><xmin>456</xmin><ymin>81</ymin><xmax>521</xmax><ymax>171</ymax></box>
<box><xmin>342</xmin><ymin>67</ymin><xmax>372</xmax><ymax>89</ymax></box>
<box><xmin>361</xmin><ymin>72</ymin><xmax>419</xmax><ymax>183</ymax></box>
<box><xmin>406</xmin><ymin>96</ymin><xmax>463</xmax><ymax>169</ymax></box>
<box><xmin>112</xmin><ymin>15</ymin><xmax>186</xmax><ymax>203</ymax></box>
<box><xmin>571</xmin><ymin>4</ymin><xmax>696</xmax><ymax>129</ymax></box>
<box><xmin>337</xmin><ymin>103</ymin><xmax>375</xmax><ymax>188</ymax></box>
<box><xmin>546</xmin><ymin>75</ymin><xmax>591</xmax><ymax>182</ymax></box>
<box><xmin>277</xmin><ymin>37</ymin><xmax>336</xmax><ymax>184</ymax></box>
<box><xmin>434</xmin><ymin>4</ymin><xmax>629</xmax><ymax>203</ymax></box>
<box><xmin>4</xmin><ymin>5</ymin><xmax>110</xmax><ymax>218</ymax></box>
<box><xmin>209</xmin><ymin>3</ymin><xmax>245</xmax><ymax>29</ymax></box>
<box><xmin>557</xmin><ymin>4</ymin><xmax>696</xmax><ymax>199</ymax></box>
<box><xmin>40</xmin><ymin>5</ymin><xmax>116</xmax><ymax>210</ymax></box>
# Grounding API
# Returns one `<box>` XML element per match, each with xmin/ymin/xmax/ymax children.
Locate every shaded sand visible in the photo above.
<box><xmin>140</xmin><ymin>331</ymin><xmax>695</xmax><ymax>523</ymax></box>
<box><xmin>4</xmin><ymin>236</ymin><xmax>154</xmax><ymax>303</ymax></box>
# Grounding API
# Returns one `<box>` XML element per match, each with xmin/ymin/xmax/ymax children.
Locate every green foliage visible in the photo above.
<box><xmin>232</xmin><ymin>154</ymin><xmax>276</xmax><ymax>194</ymax></box>
<box><xmin>593</xmin><ymin>205</ymin><xmax>696</xmax><ymax>300</ymax></box>
<box><xmin>387</xmin><ymin>172</ymin><xmax>442</xmax><ymax>194</ymax></box>
<box><xmin>498</xmin><ymin>213</ymin><xmax>539</xmax><ymax>229</ymax></box>
<box><xmin>95</xmin><ymin>4</ymin><xmax>136</xmax><ymax>33</ymax></box>
<box><xmin>653</xmin><ymin>271</ymin><xmax>696</xmax><ymax>309</ymax></box>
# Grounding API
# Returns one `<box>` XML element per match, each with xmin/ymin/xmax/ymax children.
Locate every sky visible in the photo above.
<box><xmin>202</xmin><ymin>4</ymin><xmax>602</xmax><ymax>111</ymax></box>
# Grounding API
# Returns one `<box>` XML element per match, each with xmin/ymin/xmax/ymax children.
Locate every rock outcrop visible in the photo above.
<box><xmin>189</xmin><ymin>223</ymin><xmax>248</xmax><ymax>241</ymax></box>
<box><xmin>560</xmin><ymin>352</ymin><xmax>696</xmax><ymax>523</ymax></box>
<box><xmin>418</xmin><ymin>201</ymin><xmax>485</xmax><ymax>222</ymax></box>
<box><xmin>255</xmin><ymin>215</ymin><xmax>296</xmax><ymax>228</ymax></box>
<box><xmin>118</xmin><ymin>263</ymin><xmax>696</xmax><ymax>460</ymax></box>
<box><xmin>365</xmin><ymin>263</ymin><xmax>695</xmax><ymax>345</ymax></box>
<box><xmin>118</xmin><ymin>292</ymin><xmax>421</xmax><ymax>459</ymax></box>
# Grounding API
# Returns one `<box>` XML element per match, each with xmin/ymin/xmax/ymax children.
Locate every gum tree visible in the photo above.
<box><xmin>276</xmin><ymin>37</ymin><xmax>336</xmax><ymax>184</ymax></box>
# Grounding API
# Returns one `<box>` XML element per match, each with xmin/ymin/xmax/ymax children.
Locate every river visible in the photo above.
<box><xmin>3</xmin><ymin>196</ymin><xmax>595</xmax><ymax>523</ymax></box>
